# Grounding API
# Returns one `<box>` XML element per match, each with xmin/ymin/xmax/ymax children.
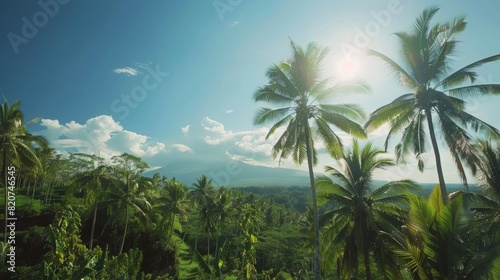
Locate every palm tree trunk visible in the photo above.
<box><xmin>216</xmin><ymin>220</ymin><xmax>225</xmax><ymax>270</ymax></box>
<box><xmin>48</xmin><ymin>180</ymin><xmax>55</xmax><ymax>204</ymax></box>
<box><xmin>89</xmin><ymin>195</ymin><xmax>98</xmax><ymax>249</ymax></box>
<box><xmin>24</xmin><ymin>176</ymin><xmax>30</xmax><ymax>196</ymax></box>
<box><xmin>305</xmin><ymin>130</ymin><xmax>321</xmax><ymax>280</ymax></box>
<box><xmin>207</xmin><ymin>235</ymin><xmax>210</xmax><ymax>265</ymax></box>
<box><xmin>215</xmin><ymin>235</ymin><xmax>219</xmax><ymax>262</ymax></box>
<box><xmin>43</xmin><ymin>178</ymin><xmax>50</xmax><ymax>204</ymax></box>
<box><xmin>362</xmin><ymin>222</ymin><xmax>372</xmax><ymax>280</ymax></box>
<box><xmin>191</xmin><ymin>235</ymin><xmax>198</xmax><ymax>265</ymax></box>
<box><xmin>18</xmin><ymin>175</ymin><xmax>22</xmax><ymax>189</ymax></box>
<box><xmin>214</xmin><ymin>234</ymin><xmax>221</xmax><ymax>277</ymax></box>
<box><xmin>337</xmin><ymin>257</ymin><xmax>341</xmax><ymax>277</ymax></box>
<box><xmin>31</xmin><ymin>178</ymin><xmax>37</xmax><ymax>201</ymax></box>
<box><xmin>425</xmin><ymin>109</ymin><xmax>448</xmax><ymax>203</ymax></box>
<box><xmin>119</xmin><ymin>206</ymin><xmax>129</xmax><ymax>255</ymax></box>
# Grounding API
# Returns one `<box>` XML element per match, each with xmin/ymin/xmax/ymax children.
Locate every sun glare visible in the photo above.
<box><xmin>323</xmin><ymin>54</ymin><xmax>364</xmax><ymax>83</ymax></box>
<box><xmin>337</xmin><ymin>57</ymin><xmax>359</xmax><ymax>80</ymax></box>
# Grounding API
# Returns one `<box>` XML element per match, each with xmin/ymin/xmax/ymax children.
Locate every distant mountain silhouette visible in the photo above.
<box><xmin>143</xmin><ymin>160</ymin><xmax>310</xmax><ymax>187</ymax></box>
<box><xmin>143</xmin><ymin>160</ymin><xmax>477</xmax><ymax>192</ymax></box>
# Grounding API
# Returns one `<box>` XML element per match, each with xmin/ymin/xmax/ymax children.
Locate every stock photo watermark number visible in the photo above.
<box><xmin>6</xmin><ymin>165</ymin><xmax>17</xmax><ymax>272</ymax></box>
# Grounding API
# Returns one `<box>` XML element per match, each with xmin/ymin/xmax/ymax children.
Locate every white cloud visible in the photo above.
<box><xmin>202</xmin><ymin>117</ymin><xmax>227</xmax><ymax>134</ymax></box>
<box><xmin>202</xmin><ymin>116</ymin><xmax>235</xmax><ymax>145</ymax></box>
<box><xmin>181</xmin><ymin>125</ymin><xmax>190</xmax><ymax>134</ymax></box>
<box><xmin>113</xmin><ymin>67</ymin><xmax>138</xmax><ymax>76</ymax></box>
<box><xmin>36</xmin><ymin>115</ymin><xmax>181</xmax><ymax>166</ymax></box>
<box><xmin>172</xmin><ymin>144</ymin><xmax>192</xmax><ymax>153</ymax></box>
<box><xmin>225</xmin><ymin>109</ymin><xmax>234</xmax><ymax>114</ymax></box>
<box><xmin>232</xmin><ymin>128</ymin><xmax>274</xmax><ymax>157</ymax></box>
<box><xmin>229</xmin><ymin>21</ymin><xmax>240</xmax><ymax>26</ymax></box>
<box><xmin>146</xmin><ymin>142</ymin><xmax>166</xmax><ymax>156</ymax></box>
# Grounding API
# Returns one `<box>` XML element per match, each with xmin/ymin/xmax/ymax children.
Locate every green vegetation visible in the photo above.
<box><xmin>316</xmin><ymin>140</ymin><xmax>420</xmax><ymax>279</ymax></box>
<box><xmin>364</xmin><ymin>6</ymin><xmax>500</xmax><ymax>201</ymax></box>
<box><xmin>2</xmin><ymin>6</ymin><xmax>500</xmax><ymax>280</ymax></box>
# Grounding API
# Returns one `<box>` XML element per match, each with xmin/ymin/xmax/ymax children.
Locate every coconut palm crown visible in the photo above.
<box><xmin>316</xmin><ymin>140</ymin><xmax>420</xmax><ymax>279</ymax></box>
<box><xmin>364</xmin><ymin>6</ymin><xmax>500</xmax><ymax>201</ymax></box>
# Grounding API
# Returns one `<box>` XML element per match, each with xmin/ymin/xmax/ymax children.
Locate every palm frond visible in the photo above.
<box><xmin>437</xmin><ymin>54</ymin><xmax>500</xmax><ymax>88</ymax></box>
<box><xmin>446</xmin><ymin>84</ymin><xmax>500</xmax><ymax>99</ymax></box>
<box><xmin>319</xmin><ymin>103</ymin><xmax>366</xmax><ymax>121</ymax></box>
<box><xmin>319</xmin><ymin>110</ymin><xmax>367</xmax><ymax>139</ymax></box>
<box><xmin>264</xmin><ymin>114</ymin><xmax>294</xmax><ymax>140</ymax></box>
<box><xmin>382</xmin><ymin>107</ymin><xmax>420</xmax><ymax>151</ymax></box>
<box><xmin>313</xmin><ymin>117</ymin><xmax>343</xmax><ymax>158</ymax></box>
<box><xmin>371</xmin><ymin>180</ymin><xmax>421</xmax><ymax>201</ymax></box>
<box><xmin>313</xmin><ymin>80</ymin><xmax>371</xmax><ymax>102</ymax></box>
<box><xmin>253</xmin><ymin>85</ymin><xmax>295</xmax><ymax>105</ymax></box>
<box><xmin>367</xmin><ymin>49</ymin><xmax>419</xmax><ymax>88</ymax></box>
<box><xmin>263</xmin><ymin>64</ymin><xmax>299</xmax><ymax>99</ymax></box>
<box><xmin>316</xmin><ymin>175</ymin><xmax>353</xmax><ymax>198</ymax></box>
<box><xmin>323</xmin><ymin>165</ymin><xmax>353</xmax><ymax>191</ymax></box>
<box><xmin>253</xmin><ymin>107</ymin><xmax>293</xmax><ymax>125</ymax></box>
<box><xmin>395</xmin><ymin>113</ymin><xmax>427</xmax><ymax>168</ymax></box>
<box><xmin>365</xmin><ymin>93</ymin><xmax>415</xmax><ymax>133</ymax></box>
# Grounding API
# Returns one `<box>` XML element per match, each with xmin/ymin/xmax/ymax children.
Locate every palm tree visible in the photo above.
<box><xmin>0</xmin><ymin>99</ymin><xmax>48</xmax><ymax>242</ymax></box>
<box><xmin>100</xmin><ymin>168</ymin><xmax>152</xmax><ymax>255</ymax></box>
<box><xmin>38</xmin><ymin>148</ymin><xmax>69</xmax><ymax>205</ymax></box>
<box><xmin>190</xmin><ymin>175</ymin><xmax>215</xmax><ymax>208</ymax></box>
<box><xmin>449</xmin><ymin>140</ymin><xmax>500</xmax><ymax>236</ymax></box>
<box><xmin>211</xmin><ymin>188</ymin><xmax>234</xmax><ymax>276</ymax></box>
<box><xmin>253</xmin><ymin>40</ymin><xmax>369</xmax><ymax>279</ymax></box>
<box><xmin>153</xmin><ymin>179</ymin><xmax>189</xmax><ymax>245</ymax></box>
<box><xmin>72</xmin><ymin>164</ymin><xmax>114</xmax><ymax>249</ymax></box>
<box><xmin>189</xmin><ymin>175</ymin><xmax>216</xmax><ymax>257</ymax></box>
<box><xmin>364</xmin><ymin>6</ymin><xmax>500</xmax><ymax>202</ymax></box>
<box><xmin>473</xmin><ymin>140</ymin><xmax>500</xmax><ymax>202</ymax></box>
<box><xmin>389</xmin><ymin>186</ymin><xmax>500</xmax><ymax>279</ymax></box>
<box><xmin>150</xmin><ymin>172</ymin><xmax>162</xmax><ymax>189</ymax></box>
<box><xmin>316</xmin><ymin>140</ymin><xmax>420</xmax><ymax>279</ymax></box>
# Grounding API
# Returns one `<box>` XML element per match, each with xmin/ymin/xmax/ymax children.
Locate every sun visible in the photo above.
<box><xmin>323</xmin><ymin>53</ymin><xmax>364</xmax><ymax>82</ymax></box>
<box><xmin>337</xmin><ymin>57</ymin><xmax>359</xmax><ymax>79</ymax></box>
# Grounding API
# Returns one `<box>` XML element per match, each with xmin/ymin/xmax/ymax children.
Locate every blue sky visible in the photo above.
<box><xmin>2</xmin><ymin>0</ymin><xmax>500</xmax><ymax>184</ymax></box>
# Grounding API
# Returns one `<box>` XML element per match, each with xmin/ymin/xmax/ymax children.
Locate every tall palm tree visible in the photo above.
<box><xmin>316</xmin><ymin>140</ymin><xmax>420</xmax><ymax>279</ymax></box>
<box><xmin>73</xmin><ymin>164</ymin><xmax>114</xmax><ymax>249</ymax></box>
<box><xmin>38</xmin><ymin>148</ymin><xmax>68</xmax><ymax>205</ymax></box>
<box><xmin>100</xmin><ymin>169</ymin><xmax>152</xmax><ymax>255</ymax></box>
<box><xmin>190</xmin><ymin>175</ymin><xmax>216</xmax><ymax>256</ymax></box>
<box><xmin>254</xmin><ymin>40</ymin><xmax>369</xmax><ymax>279</ymax></box>
<box><xmin>364</xmin><ymin>6</ymin><xmax>500</xmax><ymax>202</ymax></box>
<box><xmin>211</xmin><ymin>188</ymin><xmax>234</xmax><ymax>276</ymax></box>
<box><xmin>0</xmin><ymin>99</ymin><xmax>48</xmax><ymax>242</ymax></box>
<box><xmin>153</xmin><ymin>179</ymin><xmax>189</xmax><ymax>245</ymax></box>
